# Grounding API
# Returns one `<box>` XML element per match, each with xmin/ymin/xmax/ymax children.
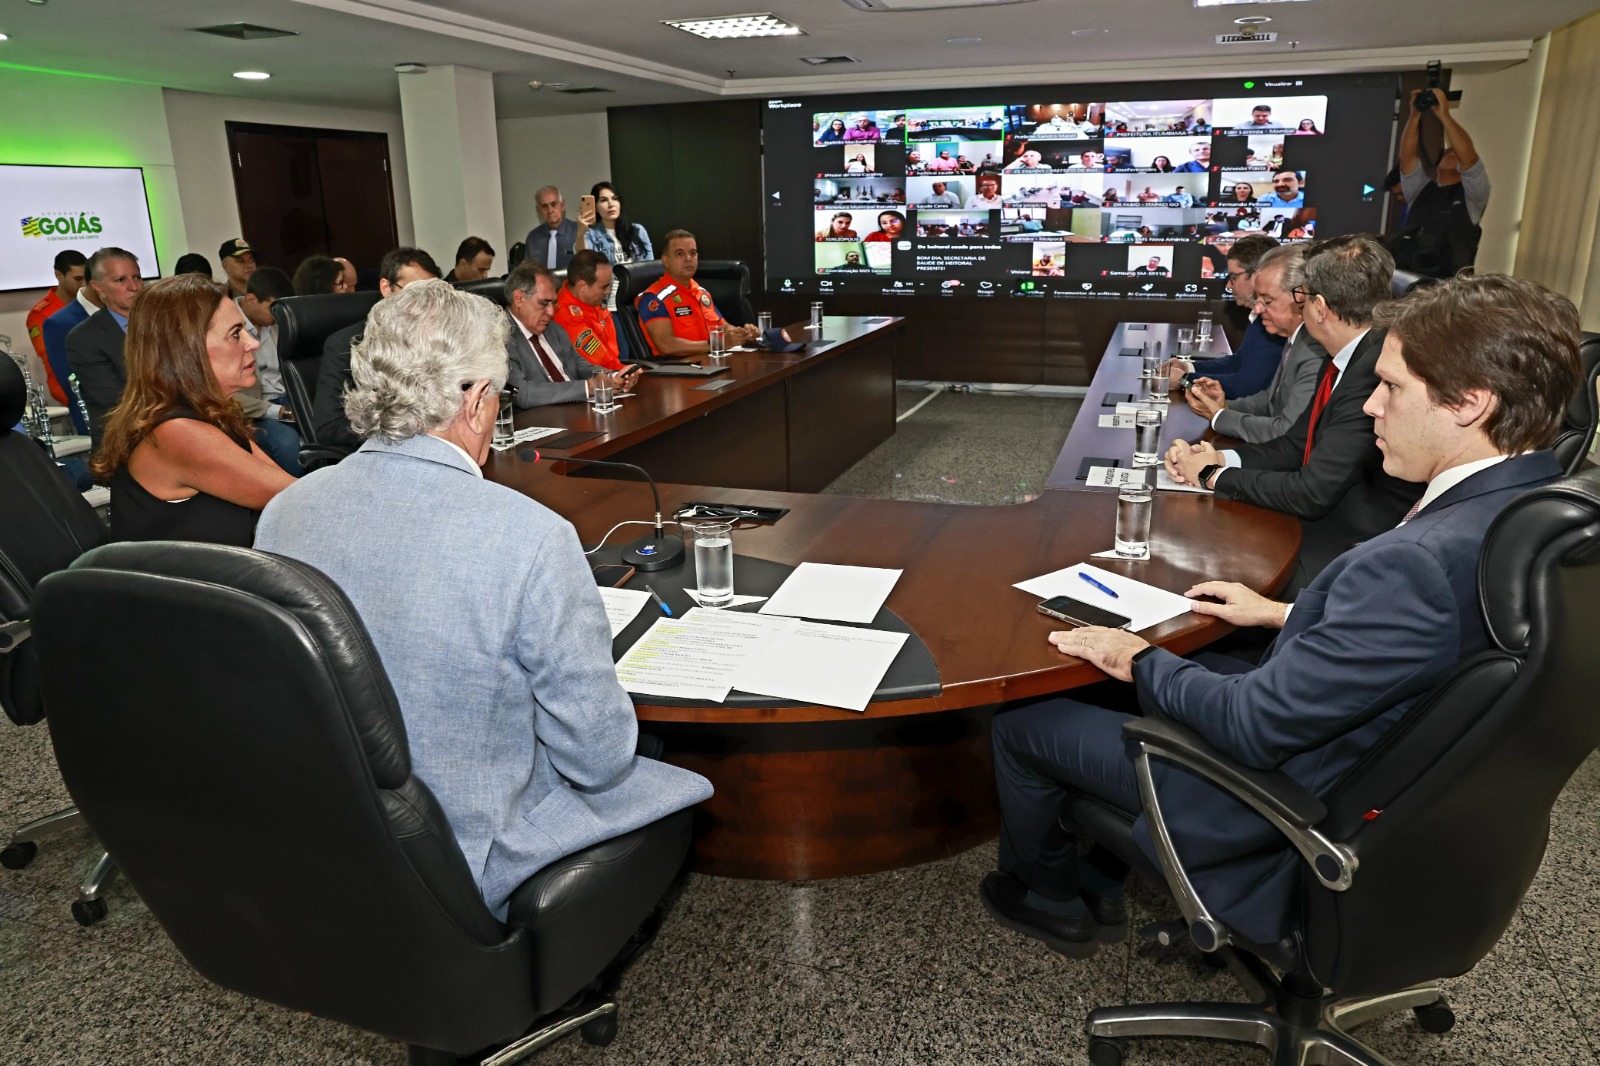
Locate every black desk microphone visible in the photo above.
<box><xmin>517</xmin><ymin>449</ymin><xmax>685</xmax><ymax>571</ymax></box>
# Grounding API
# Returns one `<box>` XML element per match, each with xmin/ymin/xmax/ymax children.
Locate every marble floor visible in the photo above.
<box><xmin>4</xmin><ymin>385</ymin><xmax>1599</xmax><ymax>1065</ymax></box>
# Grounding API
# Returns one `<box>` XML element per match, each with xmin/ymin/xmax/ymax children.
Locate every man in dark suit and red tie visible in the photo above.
<box><xmin>981</xmin><ymin>272</ymin><xmax>1581</xmax><ymax>957</ymax></box>
<box><xmin>1165</xmin><ymin>234</ymin><xmax>1421</xmax><ymax>588</ymax></box>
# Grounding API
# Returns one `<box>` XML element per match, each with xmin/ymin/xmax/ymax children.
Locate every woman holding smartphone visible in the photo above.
<box><xmin>582</xmin><ymin>180</ymin><xmax>655</xmax><ymax>315</ymax></box>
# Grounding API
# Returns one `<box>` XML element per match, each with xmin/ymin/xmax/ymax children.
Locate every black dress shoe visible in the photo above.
<box><xmin>978</xmin><ymin>872</ymin><xmax>1098</xmax><ymax>958</ymax></box>
<box><xmin>1085</xmin><ymin>891</ymin><xmax>1128</xmax><ymax>942</ymax></box>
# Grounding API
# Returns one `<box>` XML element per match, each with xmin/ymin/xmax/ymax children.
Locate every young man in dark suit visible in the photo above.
<box><xmin>982</xmin><ymin>273</ymin><xmax>1581</xmax><ymax>957</ymax></box>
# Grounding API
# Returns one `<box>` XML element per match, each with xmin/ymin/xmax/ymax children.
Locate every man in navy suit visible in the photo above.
<box><xmin>981</xmin><ymin>273</ymin><xmax>1582</xmax><ymax>956</ymax></box>
<box><xmin>1164</xmin><ymin>234</ymin><xmax>1286</xmax><ymax>400</ymax></box>
<box><xmin>40</xmin><ymin>278</ymin><xmax>102</xmax><ymax>436</ymax></box>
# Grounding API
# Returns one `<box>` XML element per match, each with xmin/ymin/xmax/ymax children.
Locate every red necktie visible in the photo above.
<box><xmin>1302</xmin><ymin>359</ymin><xmax>1337</xmax><ymax>465</ymax></box>
<box><xmin>532</xmin><ymin>335</ymin><xmax>568</xmax><ymax>382</ymax></box>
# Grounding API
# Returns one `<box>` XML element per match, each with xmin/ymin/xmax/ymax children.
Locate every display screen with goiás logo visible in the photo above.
<box><xmin>1</xmin><ymin>164</ymin><xmax>160</xmax><ymax>292</ymax></box>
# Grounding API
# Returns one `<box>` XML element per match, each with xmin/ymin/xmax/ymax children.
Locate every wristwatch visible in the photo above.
<box><xmin>1130</xmin><ymin>645</ymin><xmax>1160</xmax><ymax>667</ymax></box>
<box><xmin>1197</xmin><ymin>464</ymin><xmax>1223</xmax><ymax>490</ymax></box>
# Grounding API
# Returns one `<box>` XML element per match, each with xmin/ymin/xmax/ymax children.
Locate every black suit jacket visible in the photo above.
<box><xmin>1213</xmin><ymin>327</ymin><xmax>1422</xmax><ymax>587</ymax></box>
<box><xmin>65</xmin><ymin>309</ymin><xmax>129</xmax><ymax>453</ymax></box>
<box><xmin>312</xmin><ymin>322</ymin><xmax>363</xmax><ymax>453</ymax></box>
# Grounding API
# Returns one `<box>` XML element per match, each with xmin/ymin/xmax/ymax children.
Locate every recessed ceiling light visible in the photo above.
<box><xmin>1234</xmin><ymin>15</ymin><xmax>1273</xmax><ymax>23</ymax></box>
<box><xmin>662</xmin><ymin>13</ymin><xmax>805</xmax><ymax>39</ymax></box>
<box><xmin>0</xmin><ymin>32</ymin><xmax>9</xmax><ymax>41</ymax></box>
<box><xmin>1195</xmin><ymin>0</ymin><xmax>1312</xmax><ymax>6</ymax></box>
<box><xmin>1070</xmin><ymin>27</ymin><xmax>1109</xmax><ymax>36</ymax></box>
<box><xmin>946</xmin><ymin>36</ymin><xmax>981</xmax><ymax>45</ymax></box>
<box><xmin>232</xmin><ymin>71</ymin><xmax>271</xmax><ymax>80</ymax></box>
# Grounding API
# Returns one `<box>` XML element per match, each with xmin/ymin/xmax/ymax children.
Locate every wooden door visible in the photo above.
<box><xmin>226</xmin><ymin>123</ymin><xmax>398</xmax><ymax>276</ymax></box>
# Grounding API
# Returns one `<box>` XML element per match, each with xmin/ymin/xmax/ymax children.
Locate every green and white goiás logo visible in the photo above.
<box><xmin>20</xmin><ymin>213</ymin><xmax>106</xmax><ymax>240</ymax></box>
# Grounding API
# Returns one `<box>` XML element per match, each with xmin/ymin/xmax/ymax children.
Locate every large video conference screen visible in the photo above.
<box><xmin>762</xmin><ymin>73</ymin><xmax>1397</xmax><ymax>301</ymax></box>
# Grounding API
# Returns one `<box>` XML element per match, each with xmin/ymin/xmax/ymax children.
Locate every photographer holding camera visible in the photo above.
<box><xmin>1387</xmin><ymin>84</ymin><xmax>1490</xmax><ymax>278</ymax></box>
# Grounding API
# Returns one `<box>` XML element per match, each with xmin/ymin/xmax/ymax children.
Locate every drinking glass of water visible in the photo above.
<box><xmin>691</xmin><ymin>521</ymin><xmax>735</xmax><ymax>607</ymax></box>
<box><xmin>809</xmin><ymin>301</ymin><xmax>824</xmax><ymax>331</ymax></box>
<box><xmin>493</xmin><ymin>389</ymin><xmax>516</xmax><ymax>449</ymax></box>
<box><xmin>1133</xmin><ymin>408</ymin><xmax>1164</xmax><ymax>467</ymax></box>
<box><xmin>1196</xmin><ymin>311</ymin><xmax>1214</xmax><ymax>349</ymax></box>
<box><xmin>757</xmin><ymin>311</ymin><xmax>773</xmax><ymax>335</ymax></box>
<box><xmin>1116</xmin><ymin>480</ymin><xmax>1154</xmax><ymax>559</ymax></box>
<box><xmin>709</xmin><ymin>326</ymin><xmax>727</xmax><ymax>360</ymax></box>
<box><xmin>1141</xmin><ymin>350</ymin><xmax>1160</xmax><ymax>379</ymax></box>
<box><xmin>1176</xmin><ymin>326</ymin><xmax>1196</xmax><ymax>355</ymax></box>
<box><xmin>587</xmin><ymin>374</ymin><xmax>618</xmax><ymax>415</ymax></box>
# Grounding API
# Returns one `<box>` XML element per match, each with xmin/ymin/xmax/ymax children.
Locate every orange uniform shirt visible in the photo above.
<box><xmin>635</xmin><ymin>275</ymin><xmax>726</xmax><ymax>356</ymax></box>
<box><xmin>553</xmin><ymin>285</ymin><xmax>622</xmax><ymax>371</ymax></box>
<box><xmin>24</xmin><ymin>289</ymin><xmax>69</xmax><ymax>403</ymax></box>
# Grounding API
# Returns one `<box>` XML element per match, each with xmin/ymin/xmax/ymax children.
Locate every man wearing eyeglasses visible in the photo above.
<box><xmin>1165</xmin><ymin>234</ymin><xmax>1286</xmax><ymax>401</ymax></box>
<box><xmin>505</xmin><ymin>260</ymin><xmax>640</xmax><ymax>407</ymax></box>
<box><xmin>1181</xmin><ymin>243</ymin><xmax>1327</xmax><ymax>445</ymax></box>
<box><xmin>1166</xmin><ymin>234</ymin><xmax>1421</xmax><ymax>587</ymax></box>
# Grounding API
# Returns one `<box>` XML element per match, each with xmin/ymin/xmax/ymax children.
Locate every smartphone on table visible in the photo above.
<box><xmin>1037</xmin><ymin>596</ymin><xmax>1132</xmax><ymax>630</ymax></box>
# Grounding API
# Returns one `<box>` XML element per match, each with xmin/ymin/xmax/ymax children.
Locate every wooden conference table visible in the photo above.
<box><xmin>483</xmin><ymin>316</ymin><xmax>1300</xmax><ymax>880</ymax></box>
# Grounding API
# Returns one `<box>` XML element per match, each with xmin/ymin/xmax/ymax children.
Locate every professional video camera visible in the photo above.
<box><xmin>1415</xmin><ymin>60</ymin><xmax>1463</xmax><ymax>111</ymax></box>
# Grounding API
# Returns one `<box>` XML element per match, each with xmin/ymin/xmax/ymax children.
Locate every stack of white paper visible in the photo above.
<box><xmin>733</xmin><ymin>621</ymin><xmax>909</xmax><ymax>712</ymax></box>
<box><xmin>614</xmin><ymin>609</ymin><xmax>790</xmax><ymax>702</ymax></box>
<box><xmin>613</xmin><ymin>607</ymin><xmax>908</xmax><ymax>712</ymax></box>
<box><xmin>1013</xmin><ymin>563</ymin><xmax>1193</xmax><ymax>633</ymax></box>
<box><xmin>759</xmin><ymin>562</ymin><xmax>902</xmax><ymax>624</ymax></box>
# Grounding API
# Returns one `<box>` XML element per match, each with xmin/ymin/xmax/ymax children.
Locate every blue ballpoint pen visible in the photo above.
<box><xmin>645</xmin><ymin>584</ymin><xmax>674</xmax><ymax>617</ymax></box>
<box><xmin>1078</xmin><ymin>572</ymin><xmax>1120</xmax><ymax>599</ymax></box>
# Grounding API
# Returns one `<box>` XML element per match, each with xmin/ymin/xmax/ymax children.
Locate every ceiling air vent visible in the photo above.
<box><xmin>1216</xmin><ymin>31</ymin><xmax>1279</xmax><ymax>43</ymax></box>
<box><xmin>193</xmin><ymin>23</ymin><xmax>299</xmax><ymax>40</ymax></box>
<box><xmin>800</xmin><ymin>55</ymin><xmax>860</xmax><ymax>65</ymax></box>
<box><xmin>555</xmin><ymin>86</ymin><xmax>615</xmax><ymax>94</ymax></box>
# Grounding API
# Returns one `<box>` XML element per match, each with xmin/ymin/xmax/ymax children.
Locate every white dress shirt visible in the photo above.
<box><xmin>1400</xmin><ymin>455</ymin><xmax>1509</xmax><ymax>523</ymax></box>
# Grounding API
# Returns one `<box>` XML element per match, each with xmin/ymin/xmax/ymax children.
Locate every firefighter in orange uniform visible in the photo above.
<box><xmin>635</xmin><ymin>230</ymin><xmax>760</xmax><ymax>357</ymax></box>
<box><xmin>552</xmin><ymin>250</ymin><xmax>624</xmax><ymax>371</ymax></box>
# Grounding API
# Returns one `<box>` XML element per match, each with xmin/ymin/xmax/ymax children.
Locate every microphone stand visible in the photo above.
<box><xmin>518</xmin><ymin>449</ymin><xmax>686</xmax><ymax>571</ymax></box>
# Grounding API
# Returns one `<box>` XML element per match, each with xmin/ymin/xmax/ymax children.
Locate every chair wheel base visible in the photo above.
<box><xmin>1087</xmin><ymin>1036</ymin><xmax>1124</xmax><ymax>1066</ymax></box>
<box><xmin>71</xmin><ymin>897</ymin><xmax>108</xmax><ymax>926</ymax></box>
<box><xmin>1</xmin><ymin>841</ymin><xmax>38</xmax><ymax>869</ymax></box>
<box><xmin>1413</xmin><ymin>1000</ymin><xmax>1456</xmax><ymax>1033</ymax></box>
<box><xmin>580</xmin><ymin>1012</ymin><xmax>618</xmax><ymax>1047</ymax></box>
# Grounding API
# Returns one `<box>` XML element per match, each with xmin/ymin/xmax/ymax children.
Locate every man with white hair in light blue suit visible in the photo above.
<box><xmin>255</xmin><ymin>279</ymin><xmax>712</xmax><ymax>922</ymax></box>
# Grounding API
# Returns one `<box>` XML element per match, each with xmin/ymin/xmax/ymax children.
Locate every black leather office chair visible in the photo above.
<box><xmin>1074</xmin><ymin>465</ymin><xmax>1600</xmax><ymax>1066</ymax></box>
<box><xmin>454</xmin><ymin>275</ymin><xmax>509</xmax><ymax>308</ymax></box>
<box><xmin>1390</xmin><ymin>269</ymin><xmax>1438</xmax><ymax>298</ymax></box>
<box><xmin>273</xmin><ymin>292</ymin><xmax>381</xmax><ymax>471</ymax></box>
<box><xmin>612</xmin><ymin>260</ymin><xmax>665</xmax><ymax>362</ymax></box>
<box><xmin>31</xmin><ymin>540</ymin><xmax>693</xmax><ymax>1063</ymax></box>
<box><xmin>508</xmin><ymin>240</ymin><xmax>527</xmax><ymax>269</ymax></box>
<box><xmin>695</xmin><ymin>260</ymin><xmax>758</xmax><ymax>326</ymax></box>
<box><xmin>1553</xmin><ymin>332</ymin><xmax>1600</xmax><ymax>474</ymax></box>
<box><xmin>0</xmin><ymin>356</ymin><xmax>118</xmax><ymax>925</ymax></box>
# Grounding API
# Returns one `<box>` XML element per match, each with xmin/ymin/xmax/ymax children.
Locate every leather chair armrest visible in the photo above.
<box><xmin>0</xmin><ymin>618</ymin><xmax>31</xmax><ymax>653</ymax></box>
<box><xmin>1122</xmin><ymin>717</ymin><xmax>1326</xmax><ymax>827</ymax></box>
<box><xmin>1123</xmin><ymin>715</ymin><xmax>1359</xmax><ymax>956</ymax></box>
